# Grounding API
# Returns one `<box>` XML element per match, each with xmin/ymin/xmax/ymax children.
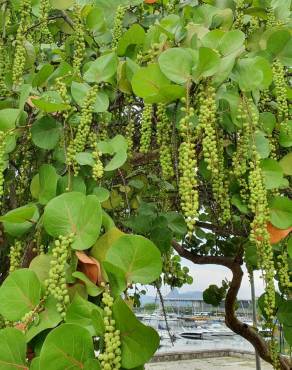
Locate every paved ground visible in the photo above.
<box><xmin>146</xmin><ymin>357</ymin><xmax>273</xmax><ymax>370</ymax></box>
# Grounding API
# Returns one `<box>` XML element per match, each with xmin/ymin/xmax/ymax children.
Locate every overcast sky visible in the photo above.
<box><xmin>145</xmin><ymin>258</ymin><xmax>265</xmax><ymax>300</ymax></box>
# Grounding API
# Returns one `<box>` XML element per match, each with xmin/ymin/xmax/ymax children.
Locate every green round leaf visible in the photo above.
<box><xmin>38</xmin><ymin>164</ymin><xmax>59</xmax><ymax>204</ymax></box>
<box><xmin>105</xmin><ymin>234</ymin><xmax>162</xmax><ymax>284</ymax></box>
<box><xmin>270</xmin><ymin>196</ymin><xmax>292</xmax><ymax>229</ymax></box>
<box><xmin>117</xmin><ymin>24</ymin><xmax>146</xmax><ymax>56</ymax></box>
<box><xmin>26</xmin><ymin>296</ymin><xmax>62</xmax><ymax>342</ymax></box>
<box><xmin>192</xmin><ymin>47</ymin><xmax>220</xmax><ymax>81</ymax></box>
<box><xmin>260</xmin><ymin>158</ymin><xmax>284</xmax><ymax>189</ymax></box>
<box><xmin>75</xmin><ymin>152</ymin><xmax>95</xmax><ymax>167</ymax></box>
<box><xmin>131</xmin><ymin>63</ymin><xmax>169</xmax><ymax>102</ymax></box>
<box><xmin>218</xmin><ymin>30</ymin><xmax>245</xmax><ymax>56</ymax></box>
<box><xmin>29</xmin><ymin>254</ymin><xmax>53</xmax><ymax>282</ymax></box>
<box><xmin>43</xmin><ymin>192</ymin><xmax>102</xmax><ymax>250</ymax></box>
<box><xmin>233</xmin><ymin>56</ymin><xmax>273</xmax><ymax>92</ymax></box>
<box><xmin>3</xmin><ymin>205</ymin><xmax>39</xmax><ymax>237</ymax></box>
<box><xmin>0</xmin><ymin>109</ymin><xmax>19</xmax><ymax>132</ymax></box>
<box><xmin>31</xmin><ymin>116</ymin><xmax>62</xmax><ymax>150</ymax></box>
<box><xmin>39</xmin><ymin>324</ymin><xmax>96</xmax><ymax>370</ymax></box>
<box><xmin>259</xmin><ymin>112</ymin><xmax>276</xmax><ymax>135</ymax></box>
<box><xmin>113</xmin><ymin>297</ymin><xmax>159</xmax><ymax>369</ymax></box>
<box><xmin>278</xmin><ymin>300</ymin><xmax>292</xmax><ymax>326</ymax></box>
<box><xmin>92</xmin><ymin>187</ymin><xmax>110</xmax><ymax>202</ymax></box>
<box><xmin>104</xmin><ymin>149</ymin><xmax>127</xmax><ymax>171</ymax></box>
<box><xmin>279</xmin><ymin>121</ymin><xmax>292</xmax><ymax>147</ymax></box>
<box><xmin>279</xmin><ymin>152</ymin><xmax>292</xmax><ymax>175</ymax></box>
<box><xmin>0</xmin><ymin>269</ymin><xmax>42</xmax><ymax>321</ymax></box>
<box><xmin>0</xmin><ymin>204</ymin><xmax>37</xmax><ymax>223</ymax></box>
<box><xmin>50</xmin><ymin>0</ymin><xmax>74</xmax><ymax>10</ymax></box>
<box><xmin>72</xmin><ymin>272</ymin><xmax>103</xmax><ymax>297</ymax></box>
<box><xmin>65</xmin><ymin>294</ymin><xmax>104</xmax><ymax>336</ymax></box>
<box><xmin>0</xmin><ymin>328</ymin><xmax>28</xmax><ymax>370</ymax></box>
<box><xmin>158</xmin><ymin>48</ymin><xmax>193</xmax><ymax>84</ymax></box>
<box><xmin>84</xmin><ymin>52</ymin><xmax>118</xmax><ymax>84</ymax></box>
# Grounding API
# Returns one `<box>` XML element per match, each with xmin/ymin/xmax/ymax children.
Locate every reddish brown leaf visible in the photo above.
<box><xmin>76</xmin><ymin>251</ymin><xmax>102</xmax><ymax>284</ymax></box>
<box><xmin>144</xmin><ymin>0</ymin><xmax>157</xmax><ymax>3</ymax></box>
<box><xmin>267</xmin><ymin>222</ymin><xmax>292</xmax><ymax>244</ymax></box>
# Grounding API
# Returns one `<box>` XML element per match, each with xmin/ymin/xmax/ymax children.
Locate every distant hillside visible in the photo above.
<box><xmin>165</xmin><ymin>288</ymin><xmax>203</xmax><ymax>300</ymax></box>
<box><xmin>140</xmin><ymin>288</ymin><xmax>203</xmax><ymax>306</ymax></box>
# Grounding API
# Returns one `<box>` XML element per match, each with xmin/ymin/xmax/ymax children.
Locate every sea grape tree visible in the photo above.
<box><xmin>0</xmin><ymin>0</ymin><xmax>291</xmax><ymax>369</ymax></box>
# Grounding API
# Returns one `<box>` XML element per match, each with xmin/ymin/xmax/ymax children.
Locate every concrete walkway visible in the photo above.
<box><xmin>146</xmin><ymin>356</ymin><xmax>273</xmax><ymax>370</ymax></box>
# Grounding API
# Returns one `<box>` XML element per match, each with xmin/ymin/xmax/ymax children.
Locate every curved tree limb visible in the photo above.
<box><xmin>172</xmin><ymin>240</ymin><xmax>291</xmax><ymax>370</ymax></box>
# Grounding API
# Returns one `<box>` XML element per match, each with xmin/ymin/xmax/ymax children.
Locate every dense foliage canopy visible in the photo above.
<box><xmin>0</xmin><ymin>0</ymin><xmax>291</xmax><ymax>369</ymax></box>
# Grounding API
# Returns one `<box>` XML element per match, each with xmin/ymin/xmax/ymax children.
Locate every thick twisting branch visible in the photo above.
<box><xmin>171</xmin><ymin>240</ymin><xmax>234</xmax><ymax>269</ymax></box>
<box><xmin>172</xmin><ymin>240</ymin><xmax>291</xmax><ymax>370</ymax></box>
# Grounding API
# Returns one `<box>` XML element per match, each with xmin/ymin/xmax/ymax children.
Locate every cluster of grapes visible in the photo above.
<box><xmin>0</xmin><ymin>131</ymin><xmax>7</xmax><ymax>208</ymax></box>
<box><xmin>247</xmin><ymin>16</ymin><xmax>260</xmax><ymax>35</ymax></box>
<box><xmin>111</xmin><ymin>5</ymin><xmax>127</xmax><ymax>50</ymax></box>
<box><xmin>139</xmin><ymin>103</ymin><xmax>153</xmax><ymax>153</ymax></box>
<box><xmin>92</xmin><ymin>149</ymin><xmax>104</xmax><ymax>180</ymax></box>
<box><xmin>124</xmin><ymin>97</ymin><xmax>135</xmax><ymax>157</ymax></box>
<box><xmin>136</xmin><ymin>43</ymin><xmax>161</xmax><ymax>65</ymax></box>
<box><xmin>15</xmin><ymin>134</ymin><xmax>33</xmax><ymax>202</ymax></box>
<box><xmin>178</xmin><ymin>98</ymin><xmax>198</xmax><ymax>236</ymax></box>
<box><xmin>233</xmin><ymin>0</ymin><xmax>245</xmax><ymax>30</ymax></box>
<box><xmin>156</xmin><ymin>103</ymin><xmax>174</xmax><ymax>179</ymax></box>
<box><xmin>199</xmin><ymin>84</ymin><xmax>230</xmax><ymax>223</ymax></box>
<box><xmin>272</xmin><ymin>60</ymin><xmax>289</xmax><ymax>125</ymax></box>
<box><xmin>215</xmin><ymin>135</ymin><xmax>231</xmax><ymax>223</ymax></box>
<box><xmin>125</xmin><ymin>119</ymin><xmax>135</xmax><ymax>157</ymax></box>
<box><xmin>0</xmin><ymin>40</ymin><xmax>7</xmax><ymax>96</ymax></box>
<box><xmin>259</xmin><ymin>89</ymin><xmax>272</xmax><ymax>113</ymax></box>
<box><xmin>277</xmin><ymin>249</ymin><xmax>292</xmax><ymax>295</ymax></box>
<box><xmin>55</xmin><ymin>77</ymin><xmax>71</xmax><ymax>120</ymax></box>
<box><xmin>266</xmin><ymin>7</ymin><xmax>281</xmax><ymax>28</ymax></box>
<box><xmin>199</xmin><ymin>84</ymin><xmax>218</xmax><ymax>175</ymax></box>
<box><xmin>235</xmin><ymin>98</ymin><xmax>277</xmax><ymax>320</ymax></box>
<box><xmin>39</xmin><ymin>0</ymin><xmax>52</xmax><ymax>43</ymax></box>
<box><xmin>98</xmin><ymin>113</ymin><xmax>111</xmax><ymax>141</ymax></box>
<box><xmin>248</xmin><ymin>150</ymin><xmax>275</xmax><ymax>320</ymax></box>
<box><xmin>12</xmin><ymin>0</ymin><xmax>31</xmax><ymax>86</ymax></box>
<box><xmin>67</xmin><ymin>85</ymin><xmax>98</xmax><ymax>174</ymax></box>
<box><xmin>163</xmin><ymin>253</ymin><xmax>193</xmax><ymax>288</ymax></box>
<box><xmin>232</xmin><ymin>99</ymin><xmax>252</xmax><ymax>200</ymax></box>
<box><xmin>98</xmin><ymin>289</ymin><xmax>122</xmax><ymax>370</ymax></box>
<box><xmin>72</xmin><ymin>6</ymin><xmax>85</xmax><ymax>76</ymax></box>
<box><xmin>269</xmin><ymin>340</ymin><xmax>281</xmax><ymax>370</ymax></box>
<box><xmin>45</xmin><ymin>234</ymin><xmax>74</xmax><ymax>318</ymax></box>
<box><xmin>9</xmin><ymin>241</ymin><xmax>23</xmax><ymax>273</ymax></box>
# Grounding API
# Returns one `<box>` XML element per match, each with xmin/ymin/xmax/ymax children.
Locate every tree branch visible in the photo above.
<box><xmin>171</xmin><ymin>240</ymin><xmax>234</xmax><ymax>269</ymax></box>
<box><xmin>195</xmin><ymin>221</ymin><xmax>247</xmax><ymax>238</ymax></box>
<box><xmin>172</xmin><ymin>240</ymin><xmax>291</xmax><ymax>370</ymax></box>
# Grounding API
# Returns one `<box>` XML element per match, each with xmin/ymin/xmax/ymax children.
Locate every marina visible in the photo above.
<box><xmin>137</xmin><ymin>311</ymin><xmax>288</xmax><ymax>369</ymax></box>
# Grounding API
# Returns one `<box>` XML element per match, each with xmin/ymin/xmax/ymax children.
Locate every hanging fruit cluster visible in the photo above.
<box><xmin>98</xmin><ymin>289</ymin><xmax>122</xmax><ymax>370</ymax></box>
<box><xmin>45</xmin><ymin>234</ymin><xmax>74</xmax><ymax>318</ymax></box>
<box><xmin>111</xmin><ymin>5</ymin><xmax>127</xmax><ymax>50</ymax></box>
<box><xmin>12</xmin><ymin>0</ymin><xmax>31</xmax><ymax>86</ymax></box>
<box><xmin>72</xmin><ymin>6</ymin><xmax>85</xmax><ymax>76</ymax></box>
<box><xmin>156</xmin><ymin>103</ymin><xmax>174</xmax><ymax>179</ymax></box>
<box><xmin>178</xmin><ymin>97</ymin><xmax>199</xmax><ymax>235</ymax></box>
<box><xmin>139</xmin><ymin>103</ymin><xmax>153</xmax><ymax>153</ymax></box>
<box><xmin>9</xmin><ymin>241</ymin><xmax>23</xmax><ymax>272</ymax></box>
<box><xmin>163</xmin><ymin>252</ymin><xmax>193</xmax><ymax>287</ymax></box>
<box><xmin>199</xmin><ymin>83</ymin><xmax>230</xmax><ymax>223</ymax></box>
<box><xmin>66</xmin><ymin>85</ymin><xmax>98</xmax><ymax>174</ymax></box>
